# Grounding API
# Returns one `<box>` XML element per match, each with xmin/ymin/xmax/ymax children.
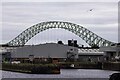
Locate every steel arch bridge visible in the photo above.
<box><xmin>7</xmin><ymin>21</ymin><xmax>114</xmax><ymax>47</ymax></box>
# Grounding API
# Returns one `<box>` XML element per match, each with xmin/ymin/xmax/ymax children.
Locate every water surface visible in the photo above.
<box><xmin>1</xmin><ymin>69</ymin><xmax>119</xmax><ymax>79</ymax></box>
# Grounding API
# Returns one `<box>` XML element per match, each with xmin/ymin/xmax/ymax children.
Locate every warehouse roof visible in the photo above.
<box><xmin>78</xmin><ymin>49</ymin><xmax>104</xmax><ymax>55</ymax></box>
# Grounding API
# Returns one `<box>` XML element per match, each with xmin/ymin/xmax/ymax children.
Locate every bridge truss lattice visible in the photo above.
<box><xmin>7</xmin><ymin>21</ymin><xmax>114</xmax><ymax>47</ymax></box>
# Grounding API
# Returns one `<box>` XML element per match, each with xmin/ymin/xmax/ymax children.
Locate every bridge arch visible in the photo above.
<box><xmin>7</xmin><ymin>21</ymin><xmax>114</xmax><ymax>47</ymax></box>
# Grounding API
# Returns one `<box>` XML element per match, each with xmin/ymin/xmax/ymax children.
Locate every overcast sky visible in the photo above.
<box><xmin>1</xmin><ymin>2</ymin><xmax>118</xmax><ymax>46</ymax></box>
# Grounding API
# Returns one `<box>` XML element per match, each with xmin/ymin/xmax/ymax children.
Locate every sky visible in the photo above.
<box><xmin>1</xmin><ymin>1</ymin><xmax>119</xmax><ymax>46</ymax></box>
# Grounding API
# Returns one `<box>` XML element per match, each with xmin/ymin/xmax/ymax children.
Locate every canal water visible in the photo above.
<box><xmin>1</xmin><ymin>69</ymin><xmax>119</xmax><ymax>79</ymax></box>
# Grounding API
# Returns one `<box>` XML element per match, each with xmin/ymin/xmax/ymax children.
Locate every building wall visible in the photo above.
<box><xmin>11</xmin><ymin>43</ymin><xmax>78</xmax><ymax>58</ymax></box>
<box><xmin>99</xmin><ymin>45</ymin><xmax>120</xmax><ymax>61</ymax></box>
<box><xmin>78</xmin><ymin>55</ymin><xmax>104</xmax><ymax>62</ymax></box>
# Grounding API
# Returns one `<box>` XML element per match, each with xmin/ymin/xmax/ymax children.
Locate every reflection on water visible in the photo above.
<box><xmin>2</xmin><ymin>69</ymin><xmax>119</xmax><ymax>78</ymax></box>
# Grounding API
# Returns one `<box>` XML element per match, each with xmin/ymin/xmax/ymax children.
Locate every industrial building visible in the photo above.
<box><xmin>1</xmin><ymin>43</ymin><xmax>105</xmax><ymax>63</ymax></box>
<box><xmin>11</xmin><ymin>43</ymin><xmax>78</xmax><ymax>59</ymax></box>
<box><xmin>78</xmin><ymin>49</ymin><xmax>104</xmax><ymax>62</ymax></box>
<box><xmin>99</xmin><ymin>43</ymin><xmax>120</xmax><ymax>62</ymax></box>
<box><xmin>1</xmin><ymin>40</ymin><xmax>119</xmax><ymax>63</ymax></box>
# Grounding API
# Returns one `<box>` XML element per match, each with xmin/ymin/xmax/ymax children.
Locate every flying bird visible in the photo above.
<box><xmin>89</xmin><ymin>9</ymin><xmax>93</xmax><ymax>11</ymax></box>
<box><xmin>87</xmin><ymin>9</ymin><xmax>94</xmax><ymax>12</ymax></box>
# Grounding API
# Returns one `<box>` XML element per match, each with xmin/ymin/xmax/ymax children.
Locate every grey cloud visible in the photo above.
<box><xmin>1</xmin><ymin>2</ymin><xmax>118</xmax><ymax>45</ymax></box>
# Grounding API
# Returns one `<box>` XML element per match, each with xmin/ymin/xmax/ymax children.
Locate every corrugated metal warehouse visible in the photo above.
<box><xmin>11</xmin><ymin>43</ymin><xmax>78</xmax><ymax>58</ymax></box>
